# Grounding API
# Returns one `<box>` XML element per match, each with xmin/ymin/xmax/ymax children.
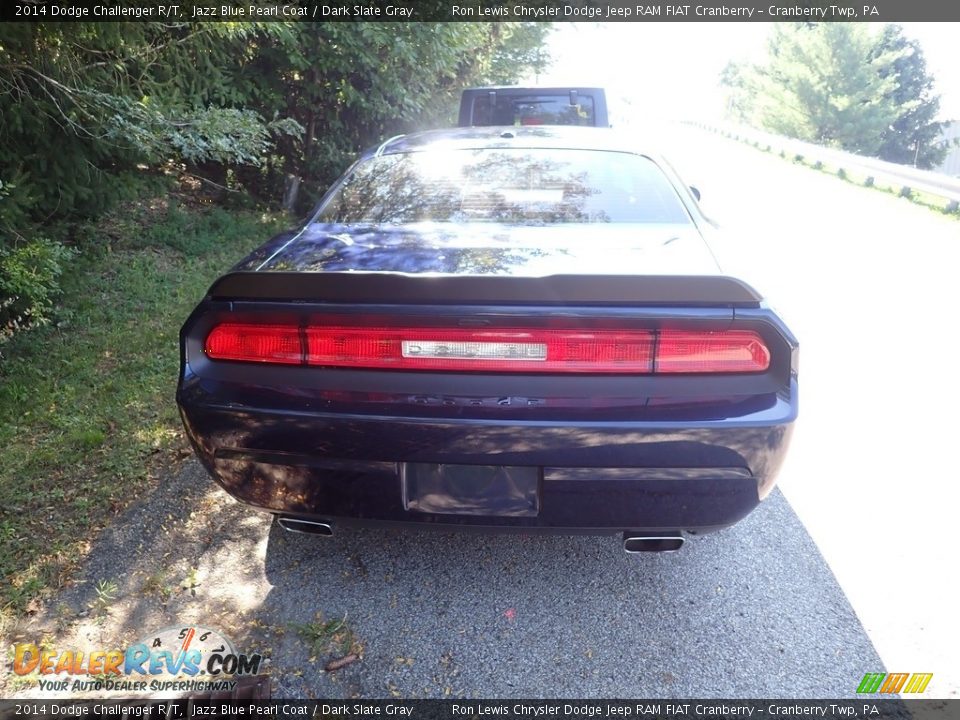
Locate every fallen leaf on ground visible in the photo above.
<box><xmin>325</xmin><ymin>654</ymin><xmax>359</xmax><ymax>672</ymax></box>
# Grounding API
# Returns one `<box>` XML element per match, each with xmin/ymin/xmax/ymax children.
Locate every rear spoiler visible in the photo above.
<box><xmin>208</xmin><ymin>272</ymin><xmax>763</xmax><ymax>307</ymax></box>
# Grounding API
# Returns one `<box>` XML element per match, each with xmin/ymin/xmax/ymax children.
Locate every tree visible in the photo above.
<box><xmin>0</xmin><ymin>21</ymin><xmax>552</xmax><ymax>337</ymax></box>
<box><xmin>871</xmin><ymin>25</ymin><xmax>949</xmax><ymax>169</ymax></box>
<box><xmin>484</xmin><ymin>22</ymin><xmax>552</xmax><ymax>85</ymax></box>
<box><xmin>719</xmin><ymin>60</ymin><xmax>752</xmax><ymax>123</ymax></box>
<box><xmin>0</xmin><ymin>23</ymin><xmax>304</xmax><ymax>337</ymax></box>
<box><xmin>729</xmin><ymin>23</ymin><xmax>902</xmax><ymax>155</ymax></box>
<box><xmin>0</xmin><ymin>23</ymin><xmax>302</xmax><ymax>221</ymax></box>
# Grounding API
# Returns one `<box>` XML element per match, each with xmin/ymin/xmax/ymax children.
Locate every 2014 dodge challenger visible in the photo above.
<box><xmin>177</xmin><ymin>126</ymin><xmax>798</xmax><ymax>552</ymax></box>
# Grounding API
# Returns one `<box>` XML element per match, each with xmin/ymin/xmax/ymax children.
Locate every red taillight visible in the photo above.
<box><xmin>656</xmin><ymin>330</ymin><xmax>770</xmax><ymax>373</ymax></box>
<box><xmin>203</xmin><ymin>324</ymin><xmax>770</xmax><ymax>374</ymax></box>
<box><xmin>204</xmin><ymin>323</ymin><xmax>302</xmax><ymax>365</ymax></box>
<box><xmin>305</xmin><ymin>327</ymin><xmax>655</xmax><ymax>373</ymax></box>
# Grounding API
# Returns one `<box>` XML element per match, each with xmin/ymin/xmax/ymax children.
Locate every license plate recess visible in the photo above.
<box><xmin>403</xmin><ymin>463</ymin><xmax>540</xmax><ymax>517</ymax></box>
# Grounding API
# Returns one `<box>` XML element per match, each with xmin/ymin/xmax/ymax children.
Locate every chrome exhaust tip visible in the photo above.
<box><xmin>623</xmin><ymin>532</ymin><xmax>684</xmax><ymax>553</ymax></box>
<box><xmin>277</xmin><ymin>517</ymin><xmax>333</xmax><ymax>536</ymax></box>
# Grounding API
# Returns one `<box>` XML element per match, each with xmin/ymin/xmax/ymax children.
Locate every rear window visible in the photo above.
<box><xmin>471</xmin><ymin>94</ymin><xmax>595</xmax><ymax>127</ymax></box>
<box><xmin>317</xmin><ymin>149</ymin><xmax>691</xmax><ymax>226</ymax></box>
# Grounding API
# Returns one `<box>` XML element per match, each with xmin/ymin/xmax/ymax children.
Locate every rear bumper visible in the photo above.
<box><xmin>178</xmin><ymin>385</ymin><xmax>796</xmax><ymax>534</ymax></box>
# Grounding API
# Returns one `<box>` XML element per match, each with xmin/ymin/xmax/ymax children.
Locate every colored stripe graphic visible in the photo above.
<box><xmin>902</xmin><ymin>673</ymin><xmax>934</xmax><ymax>693</ymax></box>
<box><xmin>879</xmin><ymin>673</ymin><xmax>910</xmax><ymax>694</ymax></box>
<box><xmin>858</xmin><ymin>672</ymin><xmax>933</xmax><ymax>694</ymax></box>
<box><xmin>857</xmin><ymin>673</ymin><xmax>886</xmax><ymax>693</ymax></box>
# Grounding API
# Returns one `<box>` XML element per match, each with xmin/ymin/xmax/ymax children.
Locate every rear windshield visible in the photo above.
<box><xmin>471</xmin><ymin>93</ymin><xmax>595</xmax><ymax>127</ymax></box>
<box><xmin>316</xmin><ymin>149</ymin><xmax>691</xmax><ymax>226</ymax></box>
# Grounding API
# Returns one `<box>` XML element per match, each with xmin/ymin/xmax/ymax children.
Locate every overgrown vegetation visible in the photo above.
<box><xmin>0</xmin><ymin>194</ymin><xmax>287</xmax><ymax>618</ymax></box>
<box><xmin>722</xmin><ymin>23</ymin><xmax>952</xmax><ymax>168</ymax></box>
<box><xmin>0</xmin><ymin>21</ymin><xmax>549</xmax><ymax>342</ymax></box>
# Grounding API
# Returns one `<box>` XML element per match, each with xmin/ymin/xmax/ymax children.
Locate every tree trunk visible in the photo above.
<box><xmin>283</xmin><ymin>110</ymin><xmax>316</xmax><ymax>213</ymax></box>
<box><xmin>282</xmin><ymin>174</ymin><xmax>300</xmax><ymax>213</ymax></box>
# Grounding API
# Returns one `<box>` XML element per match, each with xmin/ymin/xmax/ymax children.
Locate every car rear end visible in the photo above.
<box><xmin>176</xmin><ymin>128</ymin><xmax>798</xmax><ymax>548</ymax></box>
<box><xmin>178</xmin><ymin>280</ymin><xmax>796</xmax><ymax>538</ymax></box>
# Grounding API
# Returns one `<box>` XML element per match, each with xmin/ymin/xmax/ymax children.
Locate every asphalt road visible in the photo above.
<box><xmin>11</xmin><ymin>124</ymin><xmax>957</xmax><ymax>699</ymax></box>
<box><xmin>263</xmin><ymin>490</ymin><xmax>874</xmax><ymax>698</ymax></box>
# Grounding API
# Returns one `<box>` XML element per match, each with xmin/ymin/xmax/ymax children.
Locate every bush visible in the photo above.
<box><xmin>0</xmin><ymin>236</ymin><xmax>75</xmax><ymax>343</ymax></box>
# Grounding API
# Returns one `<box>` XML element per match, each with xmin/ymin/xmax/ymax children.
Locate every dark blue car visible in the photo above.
<box><xmin>177</xmin><ymin>127</ymin><xmax>798</xmax><ymax>552</ymax></box>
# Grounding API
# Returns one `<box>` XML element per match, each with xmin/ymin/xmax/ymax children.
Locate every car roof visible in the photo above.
<box><xmin>373</xmin><ymin>126</ymin><xmax>650</xmax><ymax>157</ymax></box>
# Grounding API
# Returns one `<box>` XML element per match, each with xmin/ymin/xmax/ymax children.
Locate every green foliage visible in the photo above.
<box><xmin>292</xmin><ymin>613</ymin><xmax>358</xmax><ymax>658</ymax></box>
<box><xmin>0</xmin><ymin>21</ymin><xmax>548</xmax><ymax>221</ymax></box>
<box><xmin>0</xmin><ymin>173</ymin><xmax>39</xmax><ymax>233</ymax></box>
<box><xmin>0</xmin><ymin>24</ymin><xmax>304</xmax><ymax>220</ymax></box>
<box><xmin>91</xmin><ymin>96</ymin><xmax>304</xmax><ymax>167</ymax></box>
<box><xmin>0</xmin><ymin>235</ymin><xmax>75</xmax><ymax>342</ymax></box>
<box><xmin>729</xmin><ymin>24</ymin><xmax>899</xmax><ymax>154</ymax></box>
<box><xmin>722</xmin><ymin>23</ymin><xmax>948</xmax><ymax>165</ymax></box>
<box><xmin>138</xmin><ymin>202</ymin><xmax>260</xmax><ymax>257</ymax></box>
<box><xmin>0</xmin><ymin>198</ymin><xmax>287</xmax><ymax>615</ymax></box>
<box><xmin>0</xmin><ymin>21</ymin><xmax>550</xmax><ymax>339</ymax></box>
<box><xmin>481</xmin><ymin>23</ymin><xmax>553</xmax><ymax>86</ymax></box>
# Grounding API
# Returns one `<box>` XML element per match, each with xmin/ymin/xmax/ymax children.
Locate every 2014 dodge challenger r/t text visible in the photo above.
<box><xmin>177</xmin><ymin>126</ymin><xmax>798</xmax><ymax>552</ymax></box>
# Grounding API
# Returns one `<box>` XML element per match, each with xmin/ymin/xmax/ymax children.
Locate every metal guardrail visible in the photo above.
<box><xmin>691</xmin><ymin>122</ymin><xmax>960</xmax><ymax>213</ymax></box>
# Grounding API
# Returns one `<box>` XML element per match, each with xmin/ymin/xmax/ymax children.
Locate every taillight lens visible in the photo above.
<box><xmin>204</xmin><ymin>323</ymin><xmax>302</xmax><ymax>365</ymax></box>
<box><xmin>656</xmin><ymin>330</ymin><xmax>770</xmax><ymax>373</ymax></box>
<box><xmin>305</xmin><ymin>327</ymin><xmax>654</xmax><ymax>373</ymax></box>
<box><xmin>204</xmin><ymin>323</ymin><xmax>770</xmax><ymax>374</ymax></box>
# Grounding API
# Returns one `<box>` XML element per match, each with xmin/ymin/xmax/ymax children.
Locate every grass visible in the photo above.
<box><xmin>90</xmin><ymin>579</ymin><xmax>119</xmax><ymax>618</ymax></box>
<box><xmin>785</xmin><ymin>154</ymin><xmax>960</xmax><ymax>217</ymax></box>
<box><xmin>291</xmin><ymin>613</ymin><xmax>360</xmax><ymax>660</ymax></box>
<box><xmin>0</xmin><ymin>193</ymin><xmax>288</xmax><ymax>621</ymax></box>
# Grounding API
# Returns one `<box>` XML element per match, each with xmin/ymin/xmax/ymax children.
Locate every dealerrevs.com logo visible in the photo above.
<box><xmin>857</xmin><ymin>673</ymin><xmax>934</xmax><ymax>694</ymax></box>
<box><xmin>11</xmin><ymin>625</ymin><xmax>264</xmax><ymax>693</ymax></box>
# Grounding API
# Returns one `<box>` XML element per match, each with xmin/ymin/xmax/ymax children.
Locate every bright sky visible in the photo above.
<box><xmin>525</xmin><ymin>23</ymin><xmax>960</xmax><ymax>126</ymax></box>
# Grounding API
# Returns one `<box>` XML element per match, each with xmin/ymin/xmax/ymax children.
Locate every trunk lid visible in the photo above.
<box><xmin>212</xmin><ymin>222</ymin><xmax>761</xmax><ymax>306</ymax></box>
